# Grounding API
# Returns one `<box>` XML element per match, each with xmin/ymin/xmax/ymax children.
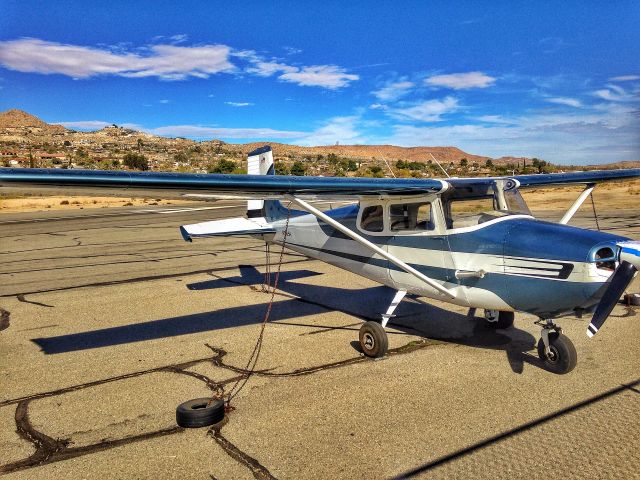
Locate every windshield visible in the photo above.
<box><xmin>442</xmin><ymin>182</ymin><xmax>531</xmax><ymax>229</ymax></box>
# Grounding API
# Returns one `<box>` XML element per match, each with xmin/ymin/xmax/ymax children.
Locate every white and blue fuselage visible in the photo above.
<box><xmin>263</xmin><ymin>198</ymin><xmax>627</xmax><ymax>319</ymax></box>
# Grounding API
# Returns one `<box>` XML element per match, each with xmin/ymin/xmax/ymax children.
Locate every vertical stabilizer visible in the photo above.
<box><xmin>246</xmin><ymin>145</ymin><xmax>274</xmax><ymax>218</ymax></box>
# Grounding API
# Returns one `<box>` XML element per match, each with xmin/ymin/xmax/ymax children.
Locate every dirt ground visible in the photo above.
<box><xmin>0</xmin><ymin>195</ymin><xmax>197</xmax><ymax>213</ymax></box>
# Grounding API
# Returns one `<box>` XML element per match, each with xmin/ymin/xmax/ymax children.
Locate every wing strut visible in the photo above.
<box><xmin>559</xmin><ymin>183</ymin><xmax>595</xmax><ymax>225</ymax></box>
<box><xmin>288</xmin><ymin>196</ymin><xmax>456</xmax><ymax>299</ymax></box>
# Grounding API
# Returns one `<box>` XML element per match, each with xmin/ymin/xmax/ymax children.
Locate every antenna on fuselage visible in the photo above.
<box><xmin>429</xmin><ymin>153</ymin><xmax>450</xmax><ymax>178</ymax></box>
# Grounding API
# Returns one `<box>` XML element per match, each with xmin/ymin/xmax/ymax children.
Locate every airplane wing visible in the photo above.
<box><xmin>0</xmin><ymin>168</ymin><xmax>447</xmax><ymax>201</ymax></box>
<box><xmin>448</xmin><ymin>168</ymin><xmax>640</xmax><ymax>189</ymax></box>
<box><xmin>1</xmin><ymin>167</ymin><xmax>639</xmax><ymax>200</ymax></box>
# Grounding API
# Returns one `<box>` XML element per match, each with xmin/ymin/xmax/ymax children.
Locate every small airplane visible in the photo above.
<box><xmin>2</xmin><ymin>145</ymin><xmax>640</xmax><ymax>374</ymax></box>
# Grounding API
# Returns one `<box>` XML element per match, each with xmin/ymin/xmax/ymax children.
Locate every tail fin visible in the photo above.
<box><xmin>246</xmin><ymin>145</ymin><xmax>274</xmax><ymax>218</ymax></box>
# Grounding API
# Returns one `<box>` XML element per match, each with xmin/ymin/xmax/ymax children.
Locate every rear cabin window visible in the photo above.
<box><xmin>389</xmin><ymin>202</ymin><xmax>434</xmax><ymax>231</ymax></box>
<box><xmin>360</xmin><ymin>205</ymin><xmax>384</xmax><ymax>232</ymax></box>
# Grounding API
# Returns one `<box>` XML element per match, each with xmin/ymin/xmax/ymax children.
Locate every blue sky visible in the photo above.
<box><xmin>0</xmin><ymin>0</ymin><xmax>638</xmax><ymax>164</ymax></box>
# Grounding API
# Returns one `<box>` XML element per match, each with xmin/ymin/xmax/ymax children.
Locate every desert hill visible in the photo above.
<box><xmin>0</xmin><ymin>109</ymin><xmax>495</xmax><ymax>165</ymax></box>
<box><xmin>0</xmin><ymin>109</ymin><xmax>67</xmax><ymax>134</ymax></box>
<box><xmin>1</xmin><ymin>109</ymin><xmax>636</xmax><ymax>173</ymax></box>
<box><xmin>230</xmin><ymin>142</ymin><xmax>490</xmax><ymax>164</ymax></box>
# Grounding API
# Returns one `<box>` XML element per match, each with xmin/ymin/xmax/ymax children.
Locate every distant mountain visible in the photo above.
<box><xmin>231</xmin><ymin>142</ymin><xmax>491</xmax><ymax>164</ymax></box>
<box><xmin>0</xmin><ymin>109</ymin><xmax>495</xmax><ymax>164</ymax></box>
<box><xmin>0</xmin><ymin>109</ymin><xmax>67</xmax><ymax>134</ymax></box>
<box><xmin>1</xmin><ymin>109</ymin><xmax>636</xmax><ymax>168</ymax></box>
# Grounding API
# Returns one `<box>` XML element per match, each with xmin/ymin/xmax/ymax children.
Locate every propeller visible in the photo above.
<box><xmin>587</xmin><ymin>260</ymin><xmax>637</xmax><ymax>337</ymax></box>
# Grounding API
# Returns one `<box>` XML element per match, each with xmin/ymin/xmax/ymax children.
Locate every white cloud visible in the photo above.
<box><xmin>53</xmin><ymin>120</ymin><xmax>305</xmax><ymax>138</ymax></box>
<box><xmin>369</xmin><ymin>103</ymin><xmax>387</xmax><ymax>110</ymax></box>
<box><xmin>245</xmin><ymin>61</ymin><xmax>296</xmax><ymax>77</ymax></box>
<box><xmin>609</xmin><ymin>75</ymin><xmax>640</xmax><ymax>82</ymax></box>
<box><xmin>382</xmin><ymin>102</ymin><xmax>639</xmax><ymax>164</ymax></box>
<box><xmin>246</xmin><ymin>60</ymin><xmax>358</xmax><ymax>88</ymax></box>
<box><xmin>592</xmin><ymin>84</ymin><xmax>634</xmax><ymax>102</ymax></box>
<box><xmin>0</xmin><ymin>38</ymin><xmax>235</xmax><ymax>80</ymax></box>
<box><xmin>296</xmin><ymin>116</ymin><xmax>365</xmax><ymax>146</ymax></box>
<box><xmin>476</xmin><ymin>115</ymin><xmax>514</xmax><ymax>124</ymax></box>
<box><xmin>372</xmin><ymin>81</ymin><xmax>415</xmax><ymax>101</ymax></box>
<box><xmin>225</xmin><ymin>101</ymin><xmax>253</xmax><ymax>107</ymax></box>
<box><xmin>424</xmin><ymin>71</ymin><xmax>496</xmax><ymax>90</ymax></box>
<box><xmin>389</xmin><ymin>96</ymin><xmax>459</xmax><ymax>122</ymax></box>
<box><xmin>0</xmin><ymin>37</ymin><xmax>358</xmax><ymax>89</ymax></box>
<box><xmin>278</xmin><ymin>65</ymin><xmax>359</xmax><ymax>89</ymax></box>
<box><xmin>56</xmin><ymin>120</ymin><xmax>111</xmax><ymax>130</ymax></box>
<box><xmin>168</xmin><ymin>34</ymin><xmax>188</xmax><ymax>44</ymax></box>
<box><xmin>283</xmin><ymin>46</ymin><xmax>302</xmax><ymax>56</ymax></box>
<box><xmin>159</xmin><ymin>99</ymin><xmax>170</xmax><ymax>104</ymax></box>
<box><xmin>148</xmin><ymin>125</ymin><xmax>305</xmax><ymax>139</ymax></box>
<box><xmin>546</xmin><ymin>97</ymin><xmax>582</xmax><ymax>108</ymax></box>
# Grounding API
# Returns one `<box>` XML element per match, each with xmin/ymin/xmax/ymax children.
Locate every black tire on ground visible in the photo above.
<box><xmin>537</xmin><ymin>332</ymin><xmax>577</xmax><ymax>375</ymax></box>
<box><xmin>624</xmin><ymin>293</ymin><xmax>640</xmax><ymax>306</ymax></box>
<box><xmin>484</xmin><ymin>310</ymin><xmax>515</xmax><ymax>329</ymax></box>
<box><xmin>176</xmin><ymin>398</ymin><xmax>225</xmax><ymax>428</ymax></box>
<box><xmin>359</xmin><ymin>321</ymin><xmax>388</xmax><ymax>358</ymax></box>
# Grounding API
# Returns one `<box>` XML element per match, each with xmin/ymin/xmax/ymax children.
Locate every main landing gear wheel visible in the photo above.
<box><xmin>484</xmin><ymin>310</ymin><xmax>515</xmax><ymax>329</ymax></box>
<box><xmin>359</xmin><ymin>321</ymin><xmax>388</xmax><ymax>358</ymax></box>
<box><xmin>176</xmin><ymin>398</ymin><xmax>225</xmax><ymax>428</ymax></box>
<box><xmin>537</xmin><ymin>332</ymin><xmax>577</xmax><ymax>375</ymax></box>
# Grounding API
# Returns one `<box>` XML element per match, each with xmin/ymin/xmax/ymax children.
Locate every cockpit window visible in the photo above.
<box><xmin>360</xmin><ymin>205</ymin><xmax>384</xmax><ymax>232</ymax></box>
<box><xmin>443</xmin><ymin>183</ymin><xmax>531</xmax><ymax>229</ymax></box>
<box><xmin>389</xmin><ymin>202</ymin><xmax>434</xmax><ymax>231</ymax></box>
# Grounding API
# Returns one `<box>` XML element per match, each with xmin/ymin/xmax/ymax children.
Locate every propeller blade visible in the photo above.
<box><xmin>587</xmin><ymin>260</ymin><xmax>637</xmax><ymax>337</ymax></box>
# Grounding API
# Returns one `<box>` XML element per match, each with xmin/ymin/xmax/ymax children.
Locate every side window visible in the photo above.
<box><xmin>389</xmin><ymin>202</ymin><xmax>433</xmax><ymax>231</ymax></box>
<box><xmin>447</xmin><ymin>197</ymin><xmax>497</xmax><ymax>229</ymax></box>
<box><xmin>360</xmin><ymin>205</ymin><xmax>384</xmax><ymax>232</ymax></box>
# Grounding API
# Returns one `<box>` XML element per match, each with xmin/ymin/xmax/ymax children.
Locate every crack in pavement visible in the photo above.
<box><xmin>0</xmin><ymin>336</ymin><xmax>436</xmax><ymax>477</ymax></box>
<box><xmin>209</xmin><ymin>426</ymin><xmax>277</xmax><ymax>480</ymax></box>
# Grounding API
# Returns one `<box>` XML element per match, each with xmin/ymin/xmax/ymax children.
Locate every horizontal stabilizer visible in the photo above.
<box><xmin>180</xmin><ymin>217</ymin><xmax>275</xmax><ymax>241</ymax></box>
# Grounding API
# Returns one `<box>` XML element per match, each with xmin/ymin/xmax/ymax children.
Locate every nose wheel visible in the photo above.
<box><xmin>536</xmin><ymin>320</ymin><xmax>577</xmax><ymax>374</ymax></box>
<box><xmin>359</xmin><ymin>321</ymin><xmax>388</xmax><ymax>358</ymax></box>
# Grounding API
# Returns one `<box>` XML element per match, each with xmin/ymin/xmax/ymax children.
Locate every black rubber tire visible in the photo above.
<box><xmin>624</xmin><ymin>293</ymin><xmax>640</xmax><ymax>306</ymax></box>
<box><xmin>485</xmin><ymin>310</ymin><xmax>515</xmax><ymax>329</ymax></box>
<box><xmin>537</xmin><ymin>332</ymin><xmax>577</xmax><ymax>375</ymax></box>
<box><xmin>176</xmin><ymin>398</ymin><xmax>225</xmax><ymax>428</ymax></box>
<box><xmin>359</xmin><ymin>321</ymin><xmax>388</xmax><ymax>358</ymax></box>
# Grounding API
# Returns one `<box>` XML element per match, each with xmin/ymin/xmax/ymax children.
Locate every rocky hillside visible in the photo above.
<box><xmin>0</xmin><ymin>109</ymin><xmax>67</xmax><ymax>135</ymax></box>
<box><xmin>229</xmin><ymin>142</ymin><xmax>490</xmax><ymax>164</ymax></box>
<box><xmin>0</xmin><ymin>109</ymin><xmax>496</xmax><ymax>165</ymax></box>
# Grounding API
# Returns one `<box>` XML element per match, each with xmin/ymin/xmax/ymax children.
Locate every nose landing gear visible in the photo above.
<box><xmin>536</xmin><ymin>319</ymin><xmax>577</xmax><ymax>374</ymax></box>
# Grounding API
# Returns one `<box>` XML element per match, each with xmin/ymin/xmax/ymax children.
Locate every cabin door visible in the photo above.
<box><xmin>385</xmin><ymin>200</ymin><xmax>454</xmax><ymax>293</ymax></box>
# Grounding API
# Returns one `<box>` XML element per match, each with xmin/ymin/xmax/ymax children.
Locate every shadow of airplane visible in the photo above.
<box><xmin>33</xmin><ymin>265</ymin><xmax>542</xmax><ymax>373</ymax></box>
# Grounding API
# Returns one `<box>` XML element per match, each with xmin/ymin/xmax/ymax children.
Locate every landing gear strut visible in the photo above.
<box><xmin>359</xmin><ymin>290</ymin><xmax>406</xmax><ymax>358</ymax></box>
<box><xmin>536</xmin><ymin>319</ymin><xmax>577</xmax><ymax>374</ymax></box>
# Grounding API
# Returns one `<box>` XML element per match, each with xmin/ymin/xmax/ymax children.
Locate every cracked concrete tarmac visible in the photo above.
<box><xmin>0</xmin><ymin>203</ymin><xmax>639</xmax><ymax>479</ymax></box>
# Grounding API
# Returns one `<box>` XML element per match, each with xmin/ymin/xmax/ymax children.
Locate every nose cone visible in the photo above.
<box><xmin>619</xmin><ymin>241</ymin><xmax>640</xmax><ymax>269</ymax></box>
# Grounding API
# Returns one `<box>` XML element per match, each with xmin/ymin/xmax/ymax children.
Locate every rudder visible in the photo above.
<box><xmin>246</xmin><ymin>145</ymin><xmax>274</xmax><ymax>218</ymax></box>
